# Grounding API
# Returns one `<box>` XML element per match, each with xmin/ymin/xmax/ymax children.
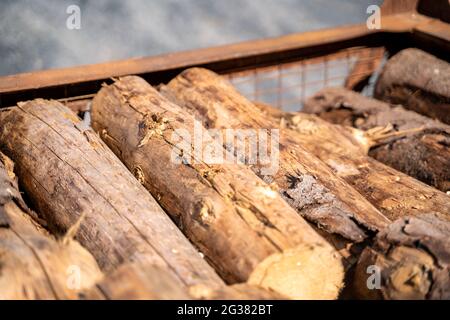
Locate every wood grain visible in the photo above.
<box><xmin>91</xmin><ymin>75</ymin><xmax>344</xmax><ymax>299</ymax></box>
<box><xmin>0</xmin><ymin>99</ymin><xmax>224</xmax><ymax>292</ymax></box>
<box><xmin>0</xmin><ymin>152</ymin><xmax>102</xmax><ymax>299</ymax></box>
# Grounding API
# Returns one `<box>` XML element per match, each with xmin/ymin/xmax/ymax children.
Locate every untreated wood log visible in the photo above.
<box><xmin>91</xmin><ymin>76</ymin><xmax>344</xmax><ymax>299</ymax></box>
<box><xmin>160</xmin><ymin>68</ymin><xmax>390</xmax><ymax>250</ymax></box>
<box><xmin>303</xmin><ymin>87</ymin><xmax>450</xmax><ymax>192</ymax></box>
<box><xmin>0</xmin><ymin>152</ymin><xmax>102</xmax><ymax>300</ymax></box>
<box><xmin>251</xmin><ymin>101</ymin><xmax>450</xmax><ymax>223</ymax></box>
<box><xmin>82</xmin><ymin>263</ymin><xmax>192</xmax><ymax>300</ymax></box>
<box><xmin>353</xmin><ymin>213</ymin><xmax>450</xmax><ymax>300</ymax></box>
<box><xmin>251</xmin><ymin>104</ymin><xmax>450</xmax><ymax>300</ymax></box>
<box><xmin>0</xmin><ymin>99</ymin><xmax>224</xmax><ymax>292</ymax></box>
<box><xmin>83</xmin><ymin>262</ymin><xmax>284</xmax><ymax>300</ymax></box>
<box><xmin>375</xmin><ymin>48</ymin><xmax>450</xmax><ymax>125</ymax></box>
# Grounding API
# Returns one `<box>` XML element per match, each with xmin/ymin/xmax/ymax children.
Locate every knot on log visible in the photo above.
<box><xmin>191</xmin><ymin>200</ymin><xmax>215</xmax><ymax>226</ymax></box>
<box><xmin>133</xmin><ymin>166</ymin><xmax>146</xmax><ymax>185</ymax></box>
<box><xmin>138</xmin><ymin>112</ymin><xmax>172</xmax><ymax>147</ymax></box>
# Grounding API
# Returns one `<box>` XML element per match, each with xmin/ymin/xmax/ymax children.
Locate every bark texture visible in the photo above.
<box><xmin>375</xmin><ymin>48</ymin><xmax>450</xmax><ymax>125</ymax></box>
<box><xmin>161</xmin><ymin>68</ymin><xmax>390</xmax><ymax>248</ymax></box>
<box><xmin>83</xmin><ymin>262</ymin><xmax>284</xmax><ymax>300</ymax></box>
<box><xmin>0</xmin><ymin>152</ymin><xmax>102</xmax><ymax>299</ymax></box>
<box><xmin>252</xmin><ymin>101</ymin><xmax>450</xmax><ymax>223</ymax></box>
<box><xmin>91</xmin><ymin>76</ymin><xmax>344</xmax><ymax>300</ymax></box>
<box><xmin>0</xmin><ymin>99</ymin><xmax>224</xmax><ymax>291</ymax></box>
<box><xmin>354</xmin><ymin>214</ymin><xmax>450</xmax><ymax>300</ymax></box>
<box><xmin>304</xmin><ymin>87</ymin><xmax>450</xmax><ymax>192</ymax></box>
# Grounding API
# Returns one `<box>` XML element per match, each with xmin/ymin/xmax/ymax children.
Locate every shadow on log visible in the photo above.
<box><xmin>0</xmin><ymin>152</ymin><xmax>102</xmax><ymax>299</ymax></box>
<box><xmin>354</xmin><ymin>214</ymin><xmax>450</xmax><ymax>300</ymax></box>
<box><xmin>304</xmin><ymin>87</ymin><xmax>450</xmax><ymax>192</ymax></box>
<box><xmin>0</xmin><ymin>100</ymin><xmax>224</xmax><ymax>293</ymax></box>
<box><xmin>375</xmin><ymin>48</ymin><xmax>450</xmax><ymax>125</ymax></box>
<box><xmin>91</xmin><ymin>76</ymin><xmax>344</xmax><ymax>299</ymax></box>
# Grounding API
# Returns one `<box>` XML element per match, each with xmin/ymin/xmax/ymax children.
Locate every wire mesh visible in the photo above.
<box><xmin>225</xmin><ymin>46</ymin><xmax>386</xmax><ymax>111</ymax></box>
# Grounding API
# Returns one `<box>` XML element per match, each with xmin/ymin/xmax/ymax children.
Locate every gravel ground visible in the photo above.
<box><xmin>1</xmin><ymin>0</ymin><xmax>382</xmax><ymax>76</ymax></box>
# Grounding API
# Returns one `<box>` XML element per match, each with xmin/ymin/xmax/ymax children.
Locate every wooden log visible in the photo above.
<box><xmin>0</xmin><ymin>99</ymin><xmax>224</xmax><ymax>291</ymax></box>
<box><xmin>83</xmin><ymin>262</ymin><xmax>284</xmax><ymax>300</ymax></box>
<box><xmin>160</xmin><ymin>68</ymin><xmax>390</xmax><ymax>249</ymax></box>
<box><xmin>375</xmin><ymin>48</ymin><xmax>450</xmax><ymax>125</ymax></box>
<box><xmin>251</xmin><ymin>105</ymin><xmax>450</xmax><ymax>299</ymax></box>
<box><xmin>91</xmin><ymin>75</ymin><xmax>344</xmax><ymax>299</ymax></box>
<box><xmin>82</xmin><ymin>263</ymin><xmax>192</xmax><ymax>300</ymax></box>
<box><xmin>0</xmin><ymin>152</ymin><xmax>102</xmax><ymax>299</ymax></box>
<box><xmin>251</xmin><ymin>101</ymin><xmax>450</xmax><ymax>223</ymax></box>
<box><xmin>353</xmin><ymin>213</ymin><xmax>450</xmax><ymax>300</ymax></box>
<box><xmin>303</xmin><ymin>87</ymin><xmax>450</xmax><ymax>192</ymax></box>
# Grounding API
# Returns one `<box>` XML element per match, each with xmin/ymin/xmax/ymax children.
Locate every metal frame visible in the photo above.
<box><xmin>0</xmin><ymin>0</ymin><xmax>448</xmax><ymax>108</ymax></box>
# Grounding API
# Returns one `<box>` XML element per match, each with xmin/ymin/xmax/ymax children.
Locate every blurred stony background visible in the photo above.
<box><xmin>0</xmin><ymin>0</ymin><xmax>382</xmax><ymax>76</ymax></box>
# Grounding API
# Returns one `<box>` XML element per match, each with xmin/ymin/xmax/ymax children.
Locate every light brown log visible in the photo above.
<box><xmin>251</xmin><ymin>101</ymin><xmax>450</xmax><ymax>223</ymax></box>
<box><xmin>375</xmin><ymin>48</ymin><xmax>450</xmax><ymax>125</ymax></box>
<box><xmin>0</xmin><ymin>152</ymin><xmax>102</xmax><ymax>300</ymax></box>
<box><xmin>304</xmin><ymin>87</ymin><xmax>450</xmax><ymax>192</ymax></box>
<box><xmin>83</xmin><ymin>262</ymin><xmax>284</xmax><ymax>300</ymax></box>
<box><xmin>160</xmin><ymin>68</ymin><xmax>390</xmax><ymax>250</ymax></box>
<box><xmin>81</xmin><ymin>263</ymin><xmax>192</xmax><ymax>300</ymax></box>
<box><xmin>353</xmin><ymin>213</ymin><xmax>450</xmax><ymax>300</ymax></box>
<box><xmin>0</xmin><ymin>99</ymin><xmax>224</xmax><ymax>292</ymax></box>
<box><xmin>91</xmin><ymin>76</ymin><xmax>344</xmax><ymax>300</ymax></box>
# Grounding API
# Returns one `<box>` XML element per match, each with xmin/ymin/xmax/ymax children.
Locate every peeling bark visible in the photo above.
<box><xmin>91</xmin><ymin>76</ymin><xmax>344</xmax><ymax>299</ymax></box>
<box><xmin>353</xmin><ymin>213</ymin><xmax>450</xmax><ymax>299</ymax></box>
<box><xmin>375</xmin><ymin>48</ymin><xmax>450</xmax><ymax>125</ymax></box>
<box><xmin>252</xmin><ymin>101</ymin><xmax>450</xmax><ymax>224</ymax></box>
<box><xmin>0</xmin><ymin>152</ymin><xmax>102</xmax><ymax>299</ymax></box>
<box><xmin>82</xmin><ymin>263</ymin><xmax>192</xmax><ymax>300</ymax></box>
<box><xmin>0</xmin><ymin>100</ymin><xmax>224</xmax><ymax>291</ymax></box>
<box><xmin>304</xmin><ymin>87</ymin><xmax>450</xmax><ymax>192</ymax></box>
<box><xmin>160</xmin><ymin>68</ymin><xmax>389</xmax><ymax>248</ymax></box>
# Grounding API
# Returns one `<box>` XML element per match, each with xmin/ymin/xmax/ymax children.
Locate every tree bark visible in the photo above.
<box><xmin>375</xmin><ymin>48</ymin><xmax>450</xmax><ymax>125</ymax></box>
<box><xmin>248</xmin><ymin>106</ymin><xmax>450</xmax><ymax>300</ymax></box>
<box><xmin>251</xmin><ymin>101</ymin><xmax>450</xmax><ymax>223</ymax></box>
<box><xmin>304</xmin><ymin>87</ymin><xmax>450</xmax><ymax>192</ymax></box>
<box><xmin>0</xmin><ymin>99</ymin><xmax>224</xmax><ymax>291</ymax></box>
<box><xmin>91</xmin><ymin>76</ymin><xmax>344</xmax><ymax>300</ymax></box>
<box><xmin>160</xmin><ymin>68</ymin><xmax>390</xmax><ymax>250</ymax></box>
<box><xmin>353</xmin><ymin>213</ymin><xmax>450</xmax><ymax>300</ymax></box>
<box><xmin>83</xmin><ymin>262</ymin><xmax>284</xmax><ymax>300</ymax></box>
<box><xmin>0</xmin><ymin>152</ymin><xmax>103</xmax><ymax>299</ymax></box>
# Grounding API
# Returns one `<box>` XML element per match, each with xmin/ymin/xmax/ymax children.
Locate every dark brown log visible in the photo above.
<box><xmin>83</xmin><ymin>262</ymin><xmax>284</xmax><ymax>300</ymax></box>
<box><xmin>251</xmin><ymin>101</ymin><xmax>450</xmax><ymax>223</ymax></box>
<box><xmin>0</xmin><ymin>152</ymin><xmax>102</xmax><ymax>299</ymax></box>
<box><xmin>375</xmin><ymin>48</ymin><xmax>450</xmax><ymax>125</ymax></box>
<box><xmin>160</xmin><ymin>68</ymin><xmax>390</xmax><ymax>249</ymax></box>
<box><xmin>91</xmin><ymin>76</ymin><xmax>344</xmax><ymax>299</ymax></box>
<box><xmin>304</xmin><ymin>87</ymin><xmax>450</xmax><ymax>192</ymax></box>
<box><xmin>353</xmin><ymin>213</ymin><xmax>450</xmax><ymax>300</ymax></box>
<box><xmin>0</xmin><ymin>99</ymin><xmax>224</xmax><ymax>291</ymax></box>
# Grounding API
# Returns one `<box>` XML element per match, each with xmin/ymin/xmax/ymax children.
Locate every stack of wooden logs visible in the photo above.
<box><xmin>0</xmin><ymin>48</ymin><xmax>448</xmax><ymax>300</ymax></box>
